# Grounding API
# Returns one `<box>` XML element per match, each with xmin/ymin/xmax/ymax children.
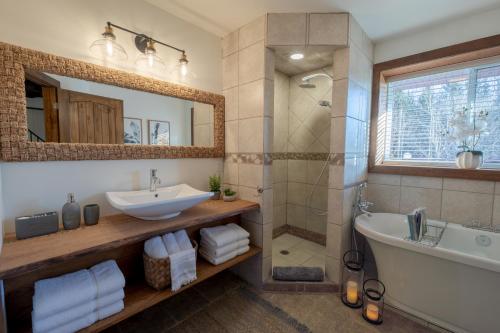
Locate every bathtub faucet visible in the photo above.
<box><xmin>354</xmin><ymin>183</ymin><xmax>373</xmax><ymax>217</ymax></box>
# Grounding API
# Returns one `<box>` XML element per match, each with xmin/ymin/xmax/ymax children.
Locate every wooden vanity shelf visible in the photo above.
<box><xmin>0</xmin><ymin>200</ymin><xmax>261</xmax><ymax>333</ymax></box>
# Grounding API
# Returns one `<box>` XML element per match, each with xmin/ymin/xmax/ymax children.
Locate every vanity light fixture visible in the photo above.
<box><xmin>90</xmin><ymin>22</ymin><xmax>189</xmax><ymax>76</ymax></box>
<box><xmin>290</xmin><ymin>52</ymin><xmax>304</xmax><ymax>60</ymax></box>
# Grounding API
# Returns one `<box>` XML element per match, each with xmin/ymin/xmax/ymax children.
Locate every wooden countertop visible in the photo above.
<box><xmin>0</xmin><ymin>199</ymin><xmax>259</xmax><ymax>279</ymax></box>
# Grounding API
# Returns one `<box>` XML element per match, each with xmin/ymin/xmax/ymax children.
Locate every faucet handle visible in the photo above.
<box><xmin>151</xmin><ymin>168</ymin><xmax>158</xmax><ymax>177</ymax></box>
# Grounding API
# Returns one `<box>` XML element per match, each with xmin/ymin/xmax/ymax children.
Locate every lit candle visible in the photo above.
<box><xmin>346</xmin><ymin>280</ymin><xmax>358</xmax><ymax>304</ymax></box>
<box><xmin>366</xmin><ymin>304</ymin><xmax>379</xmax><ymax>321</ymax></box>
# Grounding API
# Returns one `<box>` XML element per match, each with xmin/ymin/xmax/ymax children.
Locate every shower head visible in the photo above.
<box><xmin>299</xmin><ymin>80</ymin><xmax>316</xmax><ymax>88</ymax></box>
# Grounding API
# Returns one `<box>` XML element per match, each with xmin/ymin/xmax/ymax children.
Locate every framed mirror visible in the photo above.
<box><xmin>0</xmin><ymin>42</ymin><xmax>224</xmax><ymax>161</ymax></box>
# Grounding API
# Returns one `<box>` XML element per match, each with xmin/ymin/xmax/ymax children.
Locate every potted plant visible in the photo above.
<box><xmin>446</xmin><ymin>106</ymin><xmax>489</xmax><ymax>169</ymax></box>
<box><xmin>208</xmin><ymin>175</ymin><xmax>221</xmax><ymax>200</ymax></box>
<box><xmin>223</xmin><ymin>187</ymin><xmax>237</xmax><ymax>202</ymax></box>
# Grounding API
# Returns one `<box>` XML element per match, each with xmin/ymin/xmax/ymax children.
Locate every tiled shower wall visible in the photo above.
<box><xmin>367</xmin><ymin>174</ymin><xmax>500</xmax><ymax>226</ymax></box>
<box><xmin>272</xmin><ymin>69</ymin><xmax>332</xmax><ymax>236</ymax></box>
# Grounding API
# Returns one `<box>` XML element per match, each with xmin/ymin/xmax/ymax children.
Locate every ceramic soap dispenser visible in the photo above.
<box><xmin>62</xmin><ymin>193</ymin><xmax>81</xmax><ymax>230</ymax></box>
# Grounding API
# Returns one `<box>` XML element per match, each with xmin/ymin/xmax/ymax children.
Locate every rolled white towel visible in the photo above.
<box><xmin>200</xmin><ymin>223</ymin><xmax>249</xmax><ymax>248</ymax></box>
<box><xmin>200</xmin><ymin>245</ymin><xmax>250</xmax><ymax>265</ymax></box>
<box><xmin>89</xmin><ymin>260</ymin><xmax>125</xmax><ymax>297</ymax></box>
<box><xmin>97</xmin><ymin>300</ymin><xmax>124</xmax><ymax>320</ymax></box>
<box><xmin>200</xmin><ymin>238</ymin><xmax>249</xmax><ymax>257</ymax></box>
<box><xmin>33</xmin><ymin>269</ymin><xmax>97</xmax><ymax>319</ymax></box>
<box><xmin>41</xmin><ymin>312</ymin><xmax>98</xmax><ymax>333</ymax></box>
<box><xmin>33</xmin><ymin>289</ymin><xmax>124</xmax><ymax>333</ymax></box>
<box><xmin>174</xmin><ymin>229</ymin><xmax>192</xmax><ymax>251</ymax></box>
<box><xmin>162</xmin><ymin>233</ymin><xmax>181</xmax><ymax>255</ymax></box>
<box><xmin>144</xmin><ymin>236</ymin><xmax>169</xmax><ymax>259</ymax></box>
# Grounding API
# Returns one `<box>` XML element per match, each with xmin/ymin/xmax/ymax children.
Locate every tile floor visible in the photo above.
<box><xmin>272</xmin><ymin>233</ymin><xmax>325</xmax><ymax>269</ymax></box>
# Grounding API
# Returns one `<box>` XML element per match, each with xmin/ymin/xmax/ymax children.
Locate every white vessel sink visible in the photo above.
<box><xmin>106</xmin><ymin>184</ymin><xmax>213</xmax><ymax>220</ymax></box>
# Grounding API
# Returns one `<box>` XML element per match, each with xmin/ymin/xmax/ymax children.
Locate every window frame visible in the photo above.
<box><xmin>370</xmin><ymin>34</ymin><xmax>500</xmax><ymax>181</ymax></box>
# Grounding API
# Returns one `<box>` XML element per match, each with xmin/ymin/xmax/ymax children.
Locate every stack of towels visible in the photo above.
<box><xmin>32</xmin><ymin>260</ymin><xmax>125</xmax><ymax>333</ymax></box>
<box><xmin>144</xmin><ymin>229</ymin><xmax>197</xmax><ymax>291</ymax></box>
<box><xmin>199</xmin><ymin>223</ymin><xmax>250</xmax><ymax>265</ymax></box>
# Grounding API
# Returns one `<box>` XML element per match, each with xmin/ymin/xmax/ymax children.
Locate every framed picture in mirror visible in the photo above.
<box><xmin>148</xmin><ymin>120</ymin><xmax>170</xmax><ymax>145</ymax></box>
<box><xmin>124</xmin><ymin>117</ymin><xmax>142</xmax><ymax>144</ymax></box>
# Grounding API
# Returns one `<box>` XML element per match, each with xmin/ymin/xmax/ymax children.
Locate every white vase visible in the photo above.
<box><xmin>455</xmin><ymin>151</ymin><xmax>483</xmax><ymax>169</ymax></box>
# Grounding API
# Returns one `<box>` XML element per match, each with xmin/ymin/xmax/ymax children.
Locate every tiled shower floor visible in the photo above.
<box><xmin>272</xmin><ymin>233</ymin><xmax>325</xmax><ymax>270</ymax></box>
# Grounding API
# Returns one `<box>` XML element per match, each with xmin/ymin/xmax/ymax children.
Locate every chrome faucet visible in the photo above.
<box><xmin>150</xmin><ymin>168</ymin><xmax>161</xmax><ymax>192</ymax></box>
<box><xmin>354</xmin><ymin>183</ymin><xmax>373</xmax><ymax>217</ymax></box>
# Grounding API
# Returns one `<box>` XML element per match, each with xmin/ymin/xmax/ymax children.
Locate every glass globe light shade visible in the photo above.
<box><xmin>89</xmin><ymin>26</ymin><xmax>127</xmax><ymax>61</ymax></box>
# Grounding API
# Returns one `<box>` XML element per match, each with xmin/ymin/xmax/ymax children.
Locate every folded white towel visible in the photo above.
<box><xmin>33</xmin><ymin>289</ymin><xmax>124</xmax><ymax>333</ymax></box>
<box><xmin>97</xmin><ymin>300</ymin><xmax>124</xmax><ymax>320</ymax></box>
<box><xmin>33</xmin><ymin>269</ymin><xmax>97</xmax><ymax>319</ymax></box>
<box><xmin>40</xmin><ymin>312</ymin><xmax>98</xmax><ymax>333</ymax></box>
<box><xmin>169</xmin><ymin>248</ymin><xmax>197</xmax><ymax>291</ymax></box>
<box><xmin>89</xmin><ymin>260</ymin><xmax>126</xmax><ymax>297</ymax></box>
<box><xmin>162</xmin><ymin>233</ymin><xmax>181</xmax><ymax>254</ymax></box>
<box><xmin>144</xmin><ymin>236</ymin><xmax>169</xmax><ymax>259</ymax></box>
<box><xmin>200</xmin><ymin>245</ymin><xmax>250</xmax><ymax>265</ymax></box>
<box><xmin>200</xmin><ymin>223</ymin><xmax>249</xmax><ymax>248</ymax></box>
<box><xmin>200</xmin><ymin>238</ymin><xmax>249</xmax><ymax>257</ymax></box>
<box><xmin>174</xmin><ymin>229</ymin><xmax>193</xmax><ymax>251</ymax></box>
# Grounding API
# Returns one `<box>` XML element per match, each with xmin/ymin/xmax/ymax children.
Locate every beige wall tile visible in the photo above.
<box><xmin>401</xmin><ymin>176</ymin><xmax>443</xmax><ymax>189</ymax></box>
<box><xmin>328</xmin><ymin>164</ymin><xmax>344</xmax><ymax>190</ymax></box>
<box><xmin>263</xmin><ymin>222</ymin><xmax>273</xmax><ymax>258</ymax></box>
<box><xmin>238</xmin><ymin>117</ymin><xmax>263</xmax><ymax>152</ymax></box>
<box><xmin>263</xmin><ymin>165</ymin><xmax>272</xmax><ymax>190</ymax></box>
<box><xmin>325</xmin><ymin>256</ymin><xmax>341</xmax><ymax>284</ymax></box>
<box><xmin>326</xmin><ymin>223</ymin><xmax>341</xmax><ymax>259</ymax></box>
<box><xmin>307</xmin><ymin>184</ymin><xmax>328</xmax><ymax>210</ymax></box>
<box><xmin>239</xmin><ymin>79</ymin><xmax>265</xmax><ymax>119</ymax></box>
<box><xmin>273</xmin><ymin>204</ymin><xmax>287</xmax><ymax>228</ymax></box>
<box><xmin>327</xmin><ymin>188</ymin><xmax>343</xmax><ymax>225</ymax></box>
<box><xmin>342</xmin><ymin>186</ymin><xmax>357</xmax><ymax>225</ymax></box>
<box><xmin>286</xmin><ymin>203</ymin><xmax>306</xmax><ymax>229</ymax></box>
<box><xmin>308</xmin><ymin>13</ymin><xmax>348</xmax><ymax>46</ymax></box>
<box><xmin>238</xmin><ymin>163</ymin><xmax>263</xmax><ymax>188</ymax></box>
<box><xmin>333</xmin><ymin>48</ymin><xmax>349</xmax><ymax>80</ymax></box>
<box><xmin>331</xmin><ymin>79</ymin><xmax>348</xmax><ymax>118</ymax></box>
<box><xmin>288</xmin><ymin>160</ymin><xmax>307</xmax><ymax>183</ymax></box>
<box><xmin>496</xmin><ymin>182</ymin><xmax>500</xmax><ymax>195</ymax></box>
<box><xmin>348</xmin><ymin>44</ymin><xmax>372</xmax><ymax>90</ymax></box>
<box><xmin>223</xmin><ymin>87</ymin><xmax>238</xmax><ymax>121</ymax></box>
<box><xmin>343</xmin><ymin>157</ymin><xmax>358</xmax><ymax>187</ymax></box>
<box><xmin>307</xmin><ymin>160</ymin><xmax>329</xmax><ymax>186</ymax></box>
<box><xmin>400</xmin><ymin>186</ymin><xmax>442</xmax><ymax>219</ymax></box>
<box><xmin>272</xmin><ymin>160</ymin><xmax>287</xmax><ymax>183</ymax></box>
<box><xmin>288</xmin><ymin>125</ymin><xmax>316</xmax><ymax>152</ymax></box>
<box><xmin>242</xmin><ymin>218</ymin><xmax>263</xmax><ymax>247</ymax></box>
<box><xmin>366</xmin><ymin>184</ymin><xmax>401</xmax><ymax>213</ymax></box>
<box><xmin>262</xmin><ymin>256</ymin><xmax>272</xmax><ymax>281</ymax></box>
<box><xmin>330</xmin><ymin>116</ymin><xmax>346</xmax><ymax>154</ymax></box>
<box><xmin>441</xmin><ymin>190</ymin><xmax>493</xmax><ymax>225</ymax></box>
<box><xmin>262</xmin><ymin>189</ymin><xmax>274</xmax><ymax>224</ymax></box>
<box><xmin>493</xmin><ymin>196</ymin><xmax>500</xmax><ymax>226</ymax></box>
<box><xmin>223</xmin><ymin>160</ymin><xmax>238</xmax><ymax>186</ymax></box>
<box><xmin>239</xmin><ymin>41</ymin><xmax>265</xmax><ymax>85</ymax></box>
<box><xmin>225</xmin><ymin>120</ymin><xmax>238</xmax><ymax>153</ymax></box>
<box><xmin>222</xmin><ymin>30</ymin><xmax>238</xmax><ymax>57</ymax></box>
<box><xmin>443</xmin><ymin>178</ymin><xmax>495</xmax><ymax>194</ymax></box>
<box><xmin>273</xmin><ymin>182</ymin><xmax>287</xmax><ymax>206</ymax></box>
<box><xmin>263</xmin><ymin>117</ymin><xmax>273</xmax><ymax>153</ymax></box>
<box><xmin>222</xmin><ymin>52</ymin><xmax>238</xmax><ymax>90</ymax></box>
<box><xmin>306</xmin><ymin>211</ymin><xmax>327</xmax><ymax>235</ymax></box>
<box><xmin>367</xmin><ymin>173</ymin><xmax>401</xmax><ymax>186</ymax></box>
<box><xmin>267</xmin><ymin>13</ymin><xmax>307</xmax><ymax>46</ymax></box>
<box><xmin>239</xmin><ymin>15</ymin><xmax>266</xmax><ymax>49</ymax></box>
<box><xmin>287</xmin><ymin>182</ymin><xmax>307</xmax><ymax>206</ymax></box>
<box><xmin>348</xmin><ymin>15</ymin><xmax>373</xmax><ymax>61</ymax></box>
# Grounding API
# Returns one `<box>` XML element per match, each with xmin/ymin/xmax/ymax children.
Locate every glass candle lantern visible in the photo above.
<box><xmin>362</xmin><ymin>279</ymin><xmax>386</xmax><ymax>325</ymax></box>
<box><xmin>341</xmin><ymin>250</ymin><xmax>364</xmax><ymax>308</ymax></box>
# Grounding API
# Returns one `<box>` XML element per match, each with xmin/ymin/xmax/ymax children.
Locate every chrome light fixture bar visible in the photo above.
<box><xmin>90</xmin><ymin>22</ymin><xmax>189</xmax><ymax>77</ymax></box>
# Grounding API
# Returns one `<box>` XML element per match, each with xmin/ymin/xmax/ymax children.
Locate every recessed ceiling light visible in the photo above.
<box><xmin>290</xmin><ymin>53</ymin><xmax>304</xmax><ymax>60</ymax></box>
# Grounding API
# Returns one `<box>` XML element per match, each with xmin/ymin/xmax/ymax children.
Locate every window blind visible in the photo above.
<box><xmin>378</xmin><ymin>63</ymin><xmax>500</xmax><ymax>168</ymax></box>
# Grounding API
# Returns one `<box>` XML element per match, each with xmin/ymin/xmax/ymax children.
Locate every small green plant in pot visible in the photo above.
<box><xmin>223</xmin><ymin>187</ymin><xmax>237</xmax><ymax>202</ymax></box>
<box><xmin>208</xmin><ymin>175</ymin><xmax>221</xmax><ymax>200</ymax></box>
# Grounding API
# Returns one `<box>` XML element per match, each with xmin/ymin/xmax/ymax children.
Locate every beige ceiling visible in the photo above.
<box><xmin>144</xmin><ymin>0</ymin><xmax>500</xmax><ymax>40</ymax></box>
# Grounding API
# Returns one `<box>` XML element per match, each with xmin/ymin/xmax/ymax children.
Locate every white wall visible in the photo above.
<box><xmin>50</xmin><ymin>74</ymin><xmax>194</xmax><ymax>145</ymax></box>
<box><xmin>374</xmin><ymin>7</ymin><xmax>500</xmax><ymax>63</ymax></box>
<box><xmin>0</xmin><ymin>0</ymin><xmax>223</xmax><ymax>234</ymax></box>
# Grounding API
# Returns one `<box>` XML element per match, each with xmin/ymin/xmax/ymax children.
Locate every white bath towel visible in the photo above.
<box><xmin>39</xmin><ymin>312</ymin><xmax>98</xmax><ymax>333</ymax></box>
<box><xmin>200</xmin><ymin>223</ymin><xmax>249</xmax><ymax>248</ymax></box>
<box><xmin>174</xmin><ymin>229</ymin><xmax>193</xmax><ymax>251</ymax></box>
<box><xmin>144</xmin><ymin>236</ymin><xmax>169</xmax><ymax>259</ymax></box>
<box><xmin>33</xmin><ymin>289</ymin><xmax>124</xmax><ymax>333</ymax></box>
<box><xmin>200</xmin><ymin>238</ymin><xmax>249</xmax><ymax>258</ymax></box>
<box><xmin>32</xmin><ymin>269</ymin><xmax>97</xmax><ymax>319</ymax></box>
<box><xmin>89</xmin><ymin>260</ymin><xmax>126</xmax><ymax>297</ymax></box>
<box><xmin>169</xmin><ymin>248</ymin><xmax>197</xmax><ymax>291</ymax></box>
<box><xmin>162</xmin><ymin>233</ymin><xmax>181</xmax><ymax>254</ymax></box>
<box><xmin>200</xmin><ymin>245</ymin><xmax>250</xmax><ymax>265</ymax></box>
<box><xmin>97</xmin><ymin>300</ymin><xmax>124</xmax><ymax>320</ymax></box>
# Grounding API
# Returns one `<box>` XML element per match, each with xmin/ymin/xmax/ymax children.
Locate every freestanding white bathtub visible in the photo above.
<box><xmin>355</xmin><ymin>213</ymin><xmax>500</xmax><ymax>333</ymax></box>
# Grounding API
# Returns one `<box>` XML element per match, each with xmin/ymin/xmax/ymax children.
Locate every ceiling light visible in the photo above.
<box><xmin>290</xmin><ymin>53</ymin><xmax>304</xmax><ymax>60</ymax></box>
<box><xmin>89</xmin><ymin>24</ymin><xmax>128</xmax><ymax>61</ymax></box>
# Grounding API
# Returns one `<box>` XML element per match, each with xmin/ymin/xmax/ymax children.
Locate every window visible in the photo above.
<box><xmin>376</xmin><ymin>62</ymin><xmax>500</xmax><ymax>169</ymax></box>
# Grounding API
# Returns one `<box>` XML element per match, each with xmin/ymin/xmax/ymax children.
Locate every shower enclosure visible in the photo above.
<box><xmin>272</xmin><ymin>64</ymin><xmax>333</xmax><ymax>274</ymax></box>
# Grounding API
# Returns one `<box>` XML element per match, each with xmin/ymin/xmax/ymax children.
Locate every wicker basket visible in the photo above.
<box><xmin>143</xmin><ymin>239</ymin><xmax>198</xmax><ymax>291</ymax></box>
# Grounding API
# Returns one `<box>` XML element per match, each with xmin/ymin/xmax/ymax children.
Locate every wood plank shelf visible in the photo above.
<box><xmin>80</xmin><ymin>246</ymin><xmax>261</xmax><ymax>333</ymax></box>
<box><xmin>0</xmin><ymin>199</ymin><xmax>260</xmax><ymax>279</ymax></box>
